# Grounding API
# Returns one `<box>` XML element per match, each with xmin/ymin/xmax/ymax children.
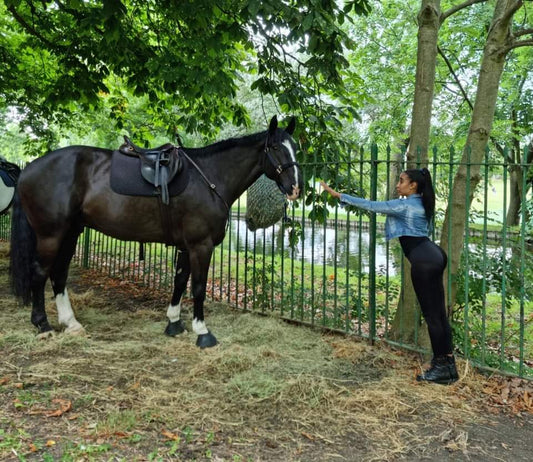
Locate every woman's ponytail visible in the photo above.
<box><xmin>405</xmin><ymin>168</ymin><xmax>435</xmax><ymax>223</ymax></box>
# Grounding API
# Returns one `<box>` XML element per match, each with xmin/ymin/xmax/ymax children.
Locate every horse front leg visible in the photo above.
<box><xmin>190</xmin><ymin>243</ymin><xmax>217</xmax><ymax>348</ymax></box>
<box><xmin>164</xmin><ymin>249</ymin><xmax>190</xmax><ymax>337</ymax></box>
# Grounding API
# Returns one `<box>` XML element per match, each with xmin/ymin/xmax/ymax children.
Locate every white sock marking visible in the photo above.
<box><xmin>192</xmin><ymin>318</ymin><xmax>208</xmax><ymax>335</ymax></box>
<box><xmin>166</xmin><ymin>302</ymin><xmax>182</xmax><ymax>323</ymax></box>
<box><xmin>56</xmin><ymin>289</ymin><xmax>84</xmax><ymax>332</ymax></box>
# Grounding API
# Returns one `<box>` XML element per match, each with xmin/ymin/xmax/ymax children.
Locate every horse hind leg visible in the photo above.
<box><xmin>50</xmin><ymin>229</ymin><xmax>85</xmax><ymax>336</ymax></box>
<box><xmin>165</xmin><ymin>249</ymin><xmax>190</xmax><ymax>337</ymax></box>
<box><xmin>10</xmin><ymin>194</ymin><xmax>53</xmax><ymax>336</ymax></box>
<box><xmin>30</xmin><ymin>262</ymin><xmax>54</xmax><ymax>338</ymax></box>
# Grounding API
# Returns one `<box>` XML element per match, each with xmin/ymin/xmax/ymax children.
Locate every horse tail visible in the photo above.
<box><xmin>10</xmin><ymin>190</ymin><xmax>36</xmax><ymax>305</ymax></box>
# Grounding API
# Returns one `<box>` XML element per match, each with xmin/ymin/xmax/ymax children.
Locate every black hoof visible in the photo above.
<box><xmin>165</xmin><ymin>320</ymin><xmax>186</xmax><ymax>337</ymax></box>
<box><xmin>37</xmin><ymin>320</ymin><xmax>53</xmax><ymax>334</ymax></box>
<box><xmin>196</xmin><ymin>331</ymin><xmax>218</xmax><ymax>349</ymax></box>
<box><xmin>36</xmin><ymin>321</ymin><xmax>54</xmax><ymax>339</ymax></box>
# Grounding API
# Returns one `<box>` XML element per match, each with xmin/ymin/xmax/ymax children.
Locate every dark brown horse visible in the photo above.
<box><xmin>10</xmin><ymin>116</ymin><xmax>302</xmax><ymax>348</ymax></box>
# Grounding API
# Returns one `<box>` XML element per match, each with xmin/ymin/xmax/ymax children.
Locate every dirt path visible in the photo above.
<box><xmin>0</xmin><ymin>241</ymin><xmax>532</xmax><ymax>461</ymax></box>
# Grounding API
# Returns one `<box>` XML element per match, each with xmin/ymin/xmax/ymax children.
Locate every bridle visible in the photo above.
<box><xmin>262</xmin><ymin>139</ymin><xmax>300</xmax><ymax>195</ymax></box>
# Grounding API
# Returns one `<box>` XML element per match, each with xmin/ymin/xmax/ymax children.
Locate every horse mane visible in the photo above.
<box><xmin>182</xmin><ymin>131</ymin><xmax>268</xmax><ymax>158</ymax></box>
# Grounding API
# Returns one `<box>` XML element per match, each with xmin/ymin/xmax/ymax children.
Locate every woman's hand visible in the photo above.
<box><xmin>320</xmin><ymin>181</ymin><xmax>341</xmax><ymax>199</ymax></box>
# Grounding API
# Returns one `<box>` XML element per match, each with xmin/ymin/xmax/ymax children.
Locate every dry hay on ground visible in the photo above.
<box><xmin>0</xmin><ymin>241</ymin><xmax>531</xmax><ymax>461</ymax></box>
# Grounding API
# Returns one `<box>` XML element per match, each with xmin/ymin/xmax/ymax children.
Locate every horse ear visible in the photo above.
<box><xmin>268</xmin><ymin>116</ymin><xmax>278</xmax><ymax>134</ymax></box>
<box><xmin>285</xmin><ymin>117</ymin><xmax>296</xmax><ymax>135</ymax></box>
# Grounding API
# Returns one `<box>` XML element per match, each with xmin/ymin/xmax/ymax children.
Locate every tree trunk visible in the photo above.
<box><xmin>389</xmin><ymin>0</ymin><xmax>440</xmax><ymax>349</ymax></box>
<box><xmin>507</xmin><ymin>166</ymin><xmax>521</xmax><ymax>226</ymax></box>
<box><xmin>408</xmin><ymin>0</ymin><xmax>441</xmax><ymax>165</ymax></box>
<box><xmin>507</xmin><ymin>110</ymin><xmax>526</xmax><ymax>226</ymax></box>
<box><xmin>439</xmin><ymin>0</ymin><xmax>520</xmax><ymax>311</ymax></box>
<box><xmin>387</xmin><ymin>140</ymin><xmax>408</xmax><ymax>199</ymax></box>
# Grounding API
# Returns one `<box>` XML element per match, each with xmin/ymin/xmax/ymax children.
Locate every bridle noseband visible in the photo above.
<box><xmin>262</xmin><ymin>141</ymin><xmax>300</xmax><ymax>195</ymax></box>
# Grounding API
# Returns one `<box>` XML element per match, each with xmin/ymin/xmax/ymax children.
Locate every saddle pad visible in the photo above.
<box><xmin>110</xmin><ymin>151</ymin><xmax>189</xmax><ymax>198</ymax></box>
<box><xmin>0</xmin><ymin>165</ymin><xmax>19</xmax><ymax>187</ymax></box>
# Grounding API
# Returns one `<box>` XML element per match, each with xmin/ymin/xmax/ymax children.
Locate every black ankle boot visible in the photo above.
<box><xmin>416</xmin><ymin>355</ymin><xmax>459</xmax><ymax>385</ymax></box>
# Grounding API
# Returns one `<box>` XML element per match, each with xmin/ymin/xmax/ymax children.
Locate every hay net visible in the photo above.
<box><xmin>246</xmin><ymin>175</ymin><xmax>286</xmax><ymax>231</ymax></box>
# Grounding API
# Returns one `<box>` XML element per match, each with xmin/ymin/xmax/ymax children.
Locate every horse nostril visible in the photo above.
<box><xmin>291</xmin><ymin>185</ymin><xmax>300</xmax><ymax>199</ymax></box>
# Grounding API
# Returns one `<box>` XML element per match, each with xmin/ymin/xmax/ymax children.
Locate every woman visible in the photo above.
<box><xmin>320</xmin><ymin>168</ymin><xmax>458</xmax><ymax>385</ymax></box>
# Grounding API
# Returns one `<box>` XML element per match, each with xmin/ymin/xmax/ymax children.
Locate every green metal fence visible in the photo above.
<box><xmin>0</xmin><ymin>212</ymin><xmax>10</xmax><ymax>241</ymax></box>
<box><xmin>2</xmin><ymin>145</ymin><xmax>531</xmax><ymax>379</ymax></box>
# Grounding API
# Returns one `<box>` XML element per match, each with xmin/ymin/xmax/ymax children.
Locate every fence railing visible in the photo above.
<box><xmin>2</xmin><ymin>146</ymin><xmax>531</xmax><ymax>379</ymax></box>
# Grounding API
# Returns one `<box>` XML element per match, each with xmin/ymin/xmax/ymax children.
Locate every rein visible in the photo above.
<box><xmin>180</xmin><ymin>151</ymin><xmax>230</xmax><ymax>214</ymax></box>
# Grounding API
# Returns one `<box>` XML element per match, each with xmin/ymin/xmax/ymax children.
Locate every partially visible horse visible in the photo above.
<box><xmin>0</xmin><ymin>158</ymin><xmax>21</xmax><ymax>215</ymax></box>
<box><xmin>10</xmin><ymin>116</ymin><xmax>302</xmax><ymax>347</ymax></box>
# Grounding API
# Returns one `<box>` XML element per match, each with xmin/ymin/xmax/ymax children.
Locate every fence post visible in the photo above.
<box><xmin>83</xmin><ymin>228</ymin><xmax>91</xmax><ymax>269</ymax></box>
<box><xmin>368</xmin><ymin>144</ymin><xmax>378</xmax><ymax>343</ymax></box>
<box><xmin>518</xmin><ymin>145</ymin><xmax>529</xmax><ymax>377</ymax></box>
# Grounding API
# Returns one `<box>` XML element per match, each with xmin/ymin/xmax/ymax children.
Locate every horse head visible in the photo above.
<box><xmin>263</xmin><ymin>116</ymin><xmax>303</xmax><ymax>201</ymax></box>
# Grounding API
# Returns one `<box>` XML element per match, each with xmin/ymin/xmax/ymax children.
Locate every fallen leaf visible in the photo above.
<box><xmin>161</xmin><ymin>429</ymin><xmax>179</xmax><ymax>441</ymax></box>
<box><xmin>523</xmin><ymin>390</ymin><xmax>531</xmax><ymax>408</ymax></box>
<box><xmin>46</xmin><ymin>399</ymin><xmax>72</xmax><ymax>417</ymax></box>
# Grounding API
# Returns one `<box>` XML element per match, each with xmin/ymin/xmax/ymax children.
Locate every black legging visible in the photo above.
<box><xmin>406</xmin><ymin>239</ymin><xmax>453</xmax><ymax>357</ymax></box>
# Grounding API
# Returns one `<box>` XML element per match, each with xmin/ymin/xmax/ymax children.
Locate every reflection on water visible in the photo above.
<box><xmin>227</xmin><ymin>218</ymin><xmax>399</xmax><ymax>276</ymax></box>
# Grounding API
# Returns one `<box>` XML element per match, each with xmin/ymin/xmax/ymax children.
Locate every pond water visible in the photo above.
<box><xmin>227</xmin><ymin>218</ymin><xmax>398</xmax><ymax>275</ymax></box>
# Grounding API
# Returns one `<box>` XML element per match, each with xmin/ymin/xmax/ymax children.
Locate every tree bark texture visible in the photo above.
<box><xmin>389</xmin><ymin>0</ymin><xmax>440</xmax><ymax>349</ymax></box>
<box><xmin>439</xmin><ymin>0</ymin><xmax>521</xmax><ymax>311</ymax></box>
<box><xmin>408</xmin><ymin>0</ymin><xmax>441</xmax><ymax>166</ymax></box>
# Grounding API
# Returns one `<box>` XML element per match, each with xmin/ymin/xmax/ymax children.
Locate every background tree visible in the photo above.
<box><xmin>0</xmin><ymin>0</ymin><xmax>371</xmax><ymax>157</ymax></box>
<box><xmin>389</xmin><ymin>0</ymin><xmax>489</xmax><ymax>347</ymax></box>
<box><xmin>344</xmin><ymin>0</ymin><xmax>532</xmax><ymax>348</ymax></box>
<box><xmin>440</xmin><ymin>0</ymin><xmax>533</xmax><ymax>310</ymax></box>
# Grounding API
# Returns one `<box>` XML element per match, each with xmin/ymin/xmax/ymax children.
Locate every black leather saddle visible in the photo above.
<box><xmin>111</xmin><ymin>136</ymin><xmax>187</xmax><ymax>204</ymax></box>
<box><xmin>0</xmin><ymin>158</ymin><xmax>21</xmax><ymax>188</ymax></box>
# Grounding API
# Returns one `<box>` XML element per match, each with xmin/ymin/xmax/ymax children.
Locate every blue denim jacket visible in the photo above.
<box><xmin>339</xmin><ymin>193</ymin><xmax>429</xmax><ymax>241</ymax></box>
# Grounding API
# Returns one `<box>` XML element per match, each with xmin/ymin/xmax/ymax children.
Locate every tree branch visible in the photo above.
<box><xmin>56</xmin><ymin>0</ymin><xmax>85</xmax><ymax>20</ymax></box>
<box><xmin>500</xmin><ymin>0</ymin><xmax>523</xmax><ymax>24</ymax></box>
<box><xmin>491</xmin><ymin>136</ymin><xmax>507</xmax><ymax>159</ymax></box>
<box><xmin>6</xmin><ymin>5</ymin><xmax>57</xmax><ymax>48</ymax></box>
<box><xmin>438</xmin><ymin>45</ymin><xmax>510</xmax><ymax>157</ymax></box>
<box><xmin>437</xmin><ymin>46</ymin><xmax>474</xmax><ymax>110</ymax></box>
<box><xmin>441</xmin><ymin>0</ymin><xmax>488</xmax><ymax>23</ymax></box>
<box><xmin>501</xmin><ymin>39</ymin><xmax>533</xmax><ymax>55</ymax></box>
<box><xmin>514</xmin><ymin>28</ymin><xmax>533</xmax><ymax>38</ymax></box>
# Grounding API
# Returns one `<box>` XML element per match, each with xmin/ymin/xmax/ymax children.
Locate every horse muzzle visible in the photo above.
<box><xmin>286</xmin><ymin>185</ymin><xmax>300</xmax><ymax>201</ymax></box>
